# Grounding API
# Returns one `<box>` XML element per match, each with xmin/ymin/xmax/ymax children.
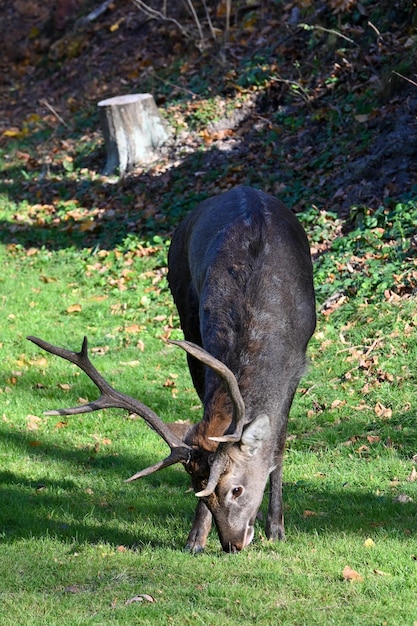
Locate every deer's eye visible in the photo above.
<box><xmin>232</xmin><ymin>486</ymin><xmax>243</xmax><ymax>498</ymax></box>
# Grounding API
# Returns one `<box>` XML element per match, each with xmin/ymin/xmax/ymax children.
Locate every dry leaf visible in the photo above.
<box><xmin>64</xmin><ymin>584</ymin><xmax>82</xmax><ymax>593</ymax></box>
<box><xmin>364</xmin><ymin>537</ymin><xmax>375</xmax><ymax>548</ymax></box>
<box><xmin>125</xmin><ymin>324</ymin><xmax>142</xmax><ymax>334</ymax></box>
<box><xmin>407</xmin><ymin>467</ymin><xmax>417</xmax><ymax>482</ymax></box>
<box><xmin>355</xmin><ymin>114</ymin><xmax>370</xmax><ymax>123</ymax></box>
<box><xmin>342</xmin><ymin>565</ymin><xmax>363</xmax><ymax>582</ymax></box>
<box><xmin>303</xmin><ymin>510</ymin><xmax>317</xmax><ymax>518</ymax></box>
<box><xmin>373</xmin><ymin>569</ymin><xmax>391</xmax><ymax>577</ymax></box>
<box><xmin>67</xmin><ymin>304</ymin><xmax>82</xmax><ymax>313</ymax></box>
<box><xmin>374</xmin><ymin>402</ymin><xmax>392</xmax><ymax>419</ymax></box>
<box><xmin>331</xmin><ymin>399</ymin><xmax>346</xmax><ymax>409</ymax></box>
<box><xmin>163</xmin><ymin>377</ymin><xmax>176</xmax><ymax>388</ymax></box>
<box><xmin>30</xmin><ymin>356</ymin><xmax>48</xmax><ymax>368</ymax></box>
<box><xmin>393</xmin><ymin>494</ymin><xmax>413</xmax><ymax>504</ymax></box>
<box><xmin>91</xmin><ymin>345</ymin><xmax>109</xmax><ymax>356</ymax></box>
<box><xmin>26</xmin><ymin>414</ymin><xmax>42</xmax><ymax>431</ymax></box>
<box><xmin>125</xmin><ymin>594</ymin><xmax>155</xmax><ymax>605</ymax></box>
<box><xmin>79</xmin><ymin>220</ymin><xmax>97</xmax><ymax>232</ymax></box>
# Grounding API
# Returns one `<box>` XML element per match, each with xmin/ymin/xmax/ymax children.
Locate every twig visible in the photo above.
<box><xmin>225</xmin><ymin>0</ymin><xmax>231</xmax><ymax>41</ymax></box>
<box><xmin>77</xmin><ymin>0</ymin><xmax>114</xmax><ymax>26</ymax></box>
<box><xmin>299</xmin><ymin>23</ymin><xmax>358</xmax><ymax>46</ymax></box>
<box><xmin>270</xmin><ymin>76</ymin><xmax>311</xmax><ymax>104</ymax></box>
<box><xmin>335</xmin><ymin>336</ymin><xmax>386</xmax><ymax>357</ymax></box>
<box><xmin>40</xmin><ymin>100</ymin><xmax>69</xmax><ymax>128</ymax></box>
<box><xmin>201</xmin><ymin>0</ymin><xmax>217</xmax><ymax>42</ymax></box>
<box><xmin>393</xmin><ymin>71</ymin><xmax>417</xmax><ymax>89</ymax></box>
<box><xmin>367</xmin><ymin>20</ymin><xmax>382</xmax><ymax>39</ymax></box>
<box><xmin>130</xmin><ymin>0</ymin><xmax>190</xmax><ymax>39</ymax></box>
<box><xmin>151</xmin><ymin>71</ymin><xmax>198</xmax><ymax>98</ymax></box>
<box><xmin>184</xmin><ymin>0</ymin><xmax>205</xmax><ymax>47</ymax></box>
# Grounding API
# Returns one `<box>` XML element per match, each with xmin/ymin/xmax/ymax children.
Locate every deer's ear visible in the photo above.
<box><xmin>240</xmin><ymin>414</ymin><xmax>270</xmax><ymax>456</ymax></box>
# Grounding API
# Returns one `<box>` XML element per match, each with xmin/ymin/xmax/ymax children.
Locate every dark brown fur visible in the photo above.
<box><xmin>167</xmin><ymin>186</ymin><xmax>316</xmax><ymax>552</ymax></box>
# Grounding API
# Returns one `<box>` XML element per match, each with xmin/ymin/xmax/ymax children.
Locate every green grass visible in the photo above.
<box><xmin>1</xmin><ymin>178</ymin><xmax>417</xmax><ymax>624</ymax></box>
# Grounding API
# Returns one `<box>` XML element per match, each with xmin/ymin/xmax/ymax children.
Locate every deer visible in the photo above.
<box><xmin>28</xmin><ymin>185</ymin><xmax>316</xmax><ymax>553</ymax></box>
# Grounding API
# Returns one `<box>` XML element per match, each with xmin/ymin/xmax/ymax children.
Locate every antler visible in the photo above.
<box><xmin>169</xmin><ymin>339</ymin><xmax>246</xmax><ymax>444</ymax></box>
<box><xmin>27</xmin><ymin>336</ymin><xmax>191</xmax><ymax>479</ymax></box>
<box><xmin>168</xmin><ymin>340</ymin><xmax>251</xmax><ymax>497</ymax></box>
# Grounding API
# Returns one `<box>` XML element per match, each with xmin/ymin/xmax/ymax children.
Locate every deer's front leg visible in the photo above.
<box><xmin>266</xmin><ymin>455</ymin><xmax>285</xmax><ymax>541</ymax></box>
<box><xmin>185</xmin><ymin>499</ymin><xmax>212</xmax><ymax>553</ymax></box>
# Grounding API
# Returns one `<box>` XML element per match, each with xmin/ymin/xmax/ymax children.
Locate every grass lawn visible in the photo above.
<box><xmin>1</xmin><ymin>174</ymin><xmax>417</xmax><ymax>624</ymax></box>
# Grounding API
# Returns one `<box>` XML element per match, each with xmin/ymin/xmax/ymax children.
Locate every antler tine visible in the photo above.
<box><xmin>169</xmin><ymin>339</ymin><xmax>246</xmax><ymax>442</ymax></box>
<box><xmin>125</xmin><ymin>447</ymin><xmax>190</xmax><ymax>483</ymax></box>
<box><xmin>194</xmin><ymin>445</ymin><xmax>229</xmax><ymax>497</ymax></box>
<box><xmin>27</xmin><ymin>336</ymin><xmax>191</xmax><ymax>457</ymax></box>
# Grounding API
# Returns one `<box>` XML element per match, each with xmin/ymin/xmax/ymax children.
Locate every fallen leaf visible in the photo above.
<box><xmin>91</xmin><ymin>345</ymin><xmax>109</xmax><ymax>355</ymax></box>
<box><xmin>64</xmin><ymin>585</ymin><xmax>82</xmax><ymax>593</ymax></box>
<box><xmin>407</xmin><ymin>467</ymin><xmax>417</xmax><ymax>482</ymax></box>
<box><xmin>30</xmin><ymin>356</ymin><xmax>48</xmax><ymax>368</ymax></box>
<box><xmin>364</xmin><ymin>538</ymin><xmax>375</xmax><ymax>548</ymax></box>
<box><xmin>374</xmin><ymin>402</ymin><xmax>392</xmax><ymax>419</ymax></box>
<box><xmin>125</xmin><ymin>594</ymin><xmax>155</xmax><ymax>605</ymax></box>
<box><xmin>79</xmin><ymin>220</ymin><xmax>97</xmax><ymax>232</ymax></box>
<box><xmin>373</xmin><ymin>569</ymin><xmax>391</xmax><ymax>576</ymax></box>
<box><xmin>26</xmin><ymin>414</ymin><xmax>42</xmax><ymax>431</ymax></box>
<box><xmin>393</xmin><ymin>494</ymin><xmax>413</xmax><ymax>503</ymax></box>
<box><xmin>303</xmin><ymin>510</ymin><xmax>317</xmax><ymax>518</ymax></box>
<box><xmin>67</xmin><ymin>304</ymin><xmax>82</xmax><ymax>313</ymax></box>
<box><xmin>163</xmin><ymin>377</ymin><xmax>176</xmax><ymax>388</ymax></box>
<box><xmin>125</xmin><ymin>324</ymin><xmax>142</xmax><ymax>334</ymax></box>
<box><xmin>331</xmin><ymin>399</ymin><xmax>346</xmax><ymax>408</ymax></box>
<box><xmin>355</xmin><ymin>114</ymin><xmax>370</xmax><ymax>123</ymax></box>
<box><xmin>342</xmin><ymin>565</ymin><xmax>363</xmax><ymax>582</ymax></box>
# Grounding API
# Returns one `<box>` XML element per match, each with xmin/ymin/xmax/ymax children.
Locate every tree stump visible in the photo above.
<box><xmin>98</xmin><ymin>93</ymin><xmax>170</xmax><ymax>175</ymax></box>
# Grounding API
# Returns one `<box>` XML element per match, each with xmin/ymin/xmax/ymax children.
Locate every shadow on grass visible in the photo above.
<box><xmin>281</xmin><ymin>479</ymin><xmax>417</xmax><ymax>541</ymax></box>
<box><xmin>0</xmin><ymin>423</ymin><xmax>195</xmax><ymax>550</ymax></box>
<box><xmin>1</xmin><ymin>420</ymin><xmax>416</xmax><ymax>551</ymax></box>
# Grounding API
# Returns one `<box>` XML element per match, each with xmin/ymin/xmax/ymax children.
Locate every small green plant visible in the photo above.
<box><xmin>300</xmin><ymin>201</ymin><xmax>417</xmax><ymax>307</ymax></box>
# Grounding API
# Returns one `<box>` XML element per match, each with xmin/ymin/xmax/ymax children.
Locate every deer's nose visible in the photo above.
<box><xmin>224</xmin><ymin>525</ymin><xmax>255</xmax><ymax>552</ymax></box>
<box><xmin>227</xmin><ymin>542</ymin><xmax>243</xmax><ymax>553</ymax></box>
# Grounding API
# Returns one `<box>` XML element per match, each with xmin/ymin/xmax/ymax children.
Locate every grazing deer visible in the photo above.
<box><xmin>28</xmin><ymin>186</ymin><xmax>316</xmax><ymax>553</ymax></box>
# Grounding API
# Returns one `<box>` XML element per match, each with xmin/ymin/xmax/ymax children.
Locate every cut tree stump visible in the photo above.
<box><xmin>98</xmin><ymin>93</ymin><xmax>170</xmax><ymax>175</ymax></box>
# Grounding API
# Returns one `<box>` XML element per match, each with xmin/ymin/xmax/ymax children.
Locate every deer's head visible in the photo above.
<box><xmin>187</xmin><ymin>413</ymin><xmax>272</xmax><ymax>551</ymax></box>
<box><xmin>27</xmin><ymin>336</ymin><xmax>272</xmax><ymax>552</ymax></box>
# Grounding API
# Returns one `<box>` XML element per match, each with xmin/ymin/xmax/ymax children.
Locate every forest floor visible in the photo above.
<box><xmin>1</xmin><ymin>0</ymin><xmax>416</xmax><ymax>237</ymax></box>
